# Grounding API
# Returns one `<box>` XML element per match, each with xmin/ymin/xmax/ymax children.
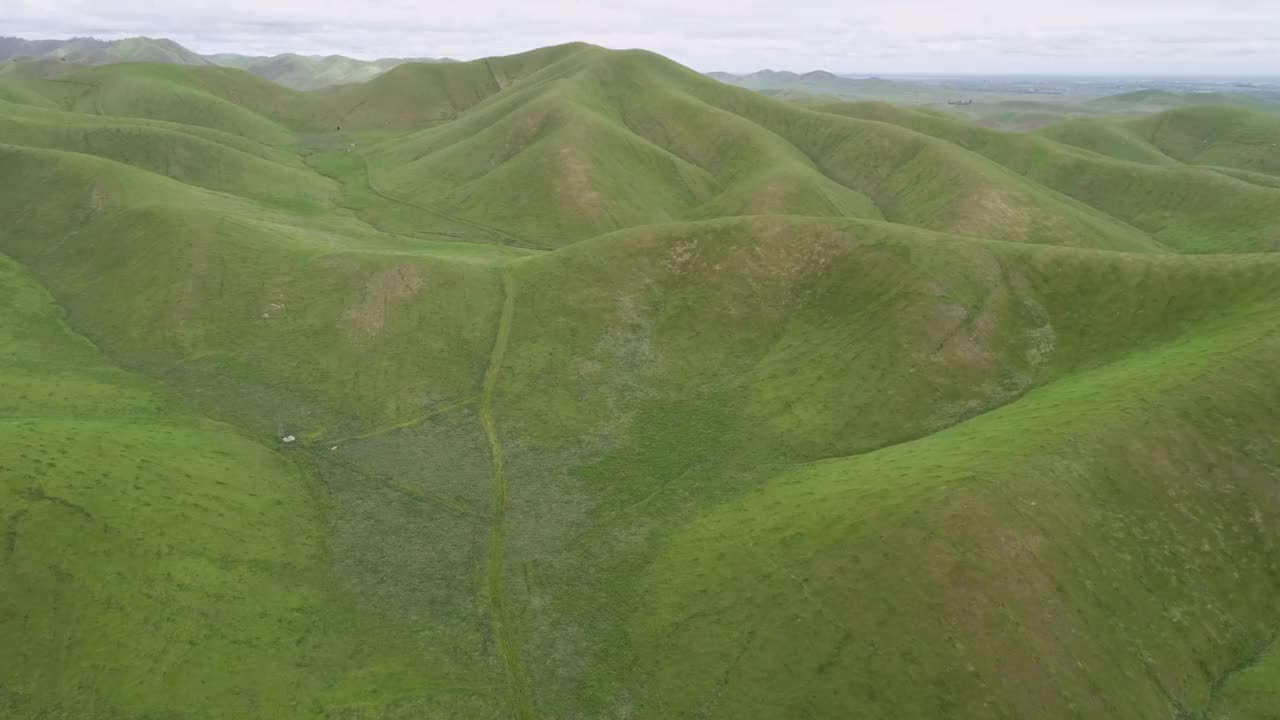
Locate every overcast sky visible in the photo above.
<box><xmin>5</xmin><ymin>0</ymin><xmax>1280</xmax><ymax>75</ymax></box>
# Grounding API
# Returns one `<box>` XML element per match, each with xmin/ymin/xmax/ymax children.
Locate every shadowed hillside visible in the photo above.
<box><xmin>2</xmin><ymin>41</ymin><xmax>1280</xmax><ymax>720</ymax></box>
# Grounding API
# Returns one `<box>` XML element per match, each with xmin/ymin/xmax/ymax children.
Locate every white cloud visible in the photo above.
<box><xmin>4</xmin><ymin>0</ymin><xmax>1280</xmax><ymax>73</ymax></box>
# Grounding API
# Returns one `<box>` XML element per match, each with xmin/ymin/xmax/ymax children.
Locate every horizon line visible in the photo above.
<box><xmin>5</xmin><ymin>32</ymin><xmax>1280</xmax><ymax>79</ymax></box>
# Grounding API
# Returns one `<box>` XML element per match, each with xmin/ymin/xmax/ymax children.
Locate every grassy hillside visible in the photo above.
<box><xmin>0</xmin><ymin>251</ymin><xmax>503</xmax><ymax>719</ymax></box>
<box><xmin>358</xmin><ymin>48</ymin><xmax>1161</xmax><ymax>250</ymax></box>
<box><xmin>0</xmin><ymin>36</ymin><xmax>210</xmax><ymax>66</ymax></box>
<box><xmin>2</xmin><ymin>41</ymin><xmax>1280</xmax><ymax>720</ymax></box>
<box><xmin>208</xmin><ymin>53</ymin><xmax>456</xmax><ymax>91</ymax></box>
<box><xmin>0</xmin><ymin>99</ymin><xmax>335</xmax><ymax>209</ymax></box>
<box><xmin>1041</xmin><ymin>105</ymin><xmax>1280</xmax><ymax>178</ymax></box>
<box><xmin>474</xmin><ymin>217</ymin><xmax>1280</xmax><ymax>719</ymax></box>
<box><xmin>0</xmin><ymin>36</ymin><xmax>453</xmax><ymax>91</ymax></box>
<box><xmin>1211</xmin><ymin>639</ymin><xmax>1280</xmax><ymax>719</ymax></box>
<box><xmin>808</xmin><ymin>100</ymin><xmax>1280</xmax><ymax>252</ymax></box>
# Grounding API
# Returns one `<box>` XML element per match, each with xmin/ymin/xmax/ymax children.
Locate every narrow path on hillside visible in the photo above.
<box><xmin>313</xmin><ymin>396</ymin><xmax>477</xmax><ymax>449</ymax></box>
<box><xmin>479</xmin><ymin>267</ymin><xmax>535</xmax><ymax>720</ymax></box>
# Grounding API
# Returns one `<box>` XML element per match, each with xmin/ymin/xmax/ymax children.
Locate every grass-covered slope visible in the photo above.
<box><xmin>0</xmin><ymin>253</ymin><xmax>498</xmax><ymax>719</ymax></box>
<box><xmin>809</xmin><ymin>100</ymin><xmax>1280</xmax><ymax>252</ymax></box>
<box><xmin>5</xmin><ymin>46</ymin><xmax>1279</xmax><ymax>254</ymax></box>
<box><xmin>0</xmin><ymin>142</ymin><xmax>507</xmax><ymax>437</ymax></box>
<box><xmin>1043</xmin><ymin>105</ymin><xmax>1280</xmax><ymax>181</ymax></box>
<box><xmin>0</xmin><ymin>36</ymin><xmax>210</xmax><ymax>66</ymax></box>
<box><xmin>0</xmin><ymin>35</ymin><xmax>453</xmax><ymax>91</ymax></box>
<box><xmin>359</xmin><ymin>47</ymin><xmax>1157</xmax><ymax>250</ymax></box>
<box><xmin>207</xmin><ymin>53</ymin><xmax>449</xmax><ymax>92</ymax></box>
<box><xmin>2</xmin><ymin>41</ymin><xmax>1280</xmax><ymax>720</ymax></box>
<box><xmin>0</xmin><ymin>99</ymin><xmax>335</xmax><ymax>208</ymax></box>
<box><xmin>483</xmin><ymin>218</ymin><xmax>1280</xmax><ymax>719</ymax></box>
<box><xmin>0</xmin><ymin>63</ymin><xmax>334</xmax><ymax>141</ymax></box>
<box><xmin>1212</xmin><ymin>639</ymin><xmax>1280</xmax><ymax>719</ymax></box>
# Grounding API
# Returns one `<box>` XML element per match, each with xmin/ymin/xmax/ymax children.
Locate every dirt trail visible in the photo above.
<box><xmin>479</xmin><ymin>267</ymin><xmax>535</xmax><ymax>720</ymax></box>
<box><xmin>316</xmin><ymin>396</ymin><xmax>476</xmax><ymax>448</ymax></box>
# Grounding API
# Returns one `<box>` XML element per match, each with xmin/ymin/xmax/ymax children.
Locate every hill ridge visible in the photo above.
<box><xmin>2</xmin><ymin>40</ymin><xmax>1280</xmax><ymax>720</ymax></box>
<box><xmin>0</xmin><ymin>34</ymin><xmax>455</xmax><ymax>90</ymax></box>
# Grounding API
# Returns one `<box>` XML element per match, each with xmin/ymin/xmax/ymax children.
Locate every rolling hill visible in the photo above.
<box><xmin>0</xmin><ymin>36</ymin><xmax>210</xmax><ymax>66</ymax></box>
<box><xmin>207</xmin><ymin>52</ymin><xmax>456</xmax><ymax>91</ymax></box>
<box><xmin>708</xmin><ymin>68</ymin><xmax>951</xmax><ymax>102</ymax></box>
<box><xmin>2</xmin><ymin>42</ymin><xmax>1280</xmax><ymax>720</ymax></box>
<box><xmin>0</xmin><ymin>36</ymin><xmax>451</xmax><ymax>91</ymax></box>
<box><xmin>710</xmin><ymin>69</ymin><xmax>1280</xmax><ymax>130</ymax></box>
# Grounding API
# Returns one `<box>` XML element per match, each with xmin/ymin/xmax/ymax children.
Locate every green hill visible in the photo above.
<box><xmin>0</xmin><ymin>36</ymin><xmax>455</xmax><ymax>91</ymax></box>
<box><xmin>710</xmin><ymin>68</ymin><xmax>973</xmax><ymax>103</ymax></box>
<box><xmin>805</xmin><ymin>100</ymin><xmax>1280</xmax><ymax>252</ymax></box>
<box><xmin>0</xmin><ymin>36</ymin><xmax>211</xmax><ymax>66</ymax></box>
<box><xmin>710</xmin><ymin>70</ymin><xmax>1280</xmax><ymax>130</ymax></box>
<box><xmin>207</xmin><ymin>53</ymin><xmax>456</xmax><ymax>91</ymax></box>
<box><xmin>2</xmin><ymin>42</ymin><xmax>1280</xmax><ymax>720</ymax></box>
<box><xmin>0</xmin><ymin>251</ymin><xmax>473</xmax><ymax>718</ymax></box>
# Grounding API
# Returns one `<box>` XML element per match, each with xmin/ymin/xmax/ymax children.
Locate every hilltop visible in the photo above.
<box><xmin>0</xmin><ymin>35</ymin><xmax>451</xmax><ymax>90</ymax></box>
<box><xmin>0</xmin><ymin>35</ymin><xmax>209</xmax><ymax>66</ymax></box>
<box><xmin>1</xmin><ymin>41</ymin><xmax>1280</xmax><ymax>720</ymax></box>
<box><xmin>208</xmin><ymin>52</ymin><xmax>456</xmax><ymax>91</ymax></box>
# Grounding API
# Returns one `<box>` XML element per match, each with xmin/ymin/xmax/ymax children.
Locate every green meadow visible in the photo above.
<box><xmin>2</xmin><ymin>42</ymin><xmax>1280</xmax><ymax>719</ymax></box>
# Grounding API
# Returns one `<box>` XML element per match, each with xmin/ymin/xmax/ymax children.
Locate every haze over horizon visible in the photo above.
<box><xmin>4</xmin><ymin>0</ymin><xmax>1280</xmax><ymax>75</ymax></box>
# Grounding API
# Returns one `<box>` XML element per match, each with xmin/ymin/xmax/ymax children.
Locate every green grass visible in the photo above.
<box><xmin>1041</xmin><ymin>105</ymin><xmax>1280</xmax><ymax>179</ymax></box>
<box><xmin>479</xmin><ymin>217</ymin><xmax>1280</xmax><ymax>718</ymax></box>
<box><xmin>1</xmin><ymin>36</ymin><xmax>452</xmax><ymax>92</ymax></box>
<box><xmin>807</xmin><ymin>100</ymin><xmax>1280</xmax><ymax>252</ymax></box>
<box><xmin>207</xmin><ymin>53</ymin><xmax>431</xmax><ymax>92</ymax></box>
<box><xmin>2</xmin><ymin>41</ymin><xmax>1280</xmax><ymax>720</ymax></box>
<box><xmin>0</xmin><ymin>254</ymin><xmax>499</xmax><ymax>719</ymax></box>
<box><xmin>1212</xmin><ymin>638</ymin><xmax>1280</xmax><ymax>719</ymax></box>
<box><xmin>622</xmin><ymin>236</ymin><xmax>1280</xmax><ymax>717</ymax></box>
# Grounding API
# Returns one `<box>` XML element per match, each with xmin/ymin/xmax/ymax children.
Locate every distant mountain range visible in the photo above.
<box><xmin>707</xmin><ymin>69</ymin><xmax>920</xmax><ymax>96</ymax></box>
<box><xmin>707</xmin><ymin>69</ymin><xmax>839</xmax><ymax>85</ymax></box>
<box><xmin>0</xmin><ymin>36</ymin><xmax>453</xmax><ymax>90</ymax></box>
<box><xmin>707</xmin><ymin>68</ymin><xmax>1280</xmax><ymax>129</ymax></box>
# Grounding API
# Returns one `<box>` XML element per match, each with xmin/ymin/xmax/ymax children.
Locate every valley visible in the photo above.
<box><xmin>1</xmin><ymin>41</ymin><xmax>1280</xmax><ymax>719</ymax></box>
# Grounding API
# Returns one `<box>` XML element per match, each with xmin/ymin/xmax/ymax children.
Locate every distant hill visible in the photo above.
<box><xmin>709</xmin><ymin>68</ymin><xmax>947</xmax><ymax>101</ymax></box>
<box><xmin>0</xmin><ymin>36</ymin><xmax>210</xmax><ymax>66</ymax></box>
<box><xmin>0</xmin><ymin>36</ymin><xmax>452</xmax><ymax>90</ymax></box>
<box><xmin>206</xmin><ymin>52</ymin><xmax>456</xmax><ymax>91</ymax></box>
<box><xmin>709</xmin><ymin>68</ymin><xmax>1280</xmax><ymax>129</ymax></box>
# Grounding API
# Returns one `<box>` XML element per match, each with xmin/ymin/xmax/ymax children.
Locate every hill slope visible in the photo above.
<box><xmin>0</xmin><ymin>35</ymin><xmax>453</xmax><ymax>90</ymax></box>
<box><xmin>0</xmin><ymin>250</ymin><xmax>492</xmax><ymax>718</ymax></box>
<box><xmin>1041</xmin><ymin>105</ymin><xmax>1280</xmax><ymax>180</ymax></box>
<box><xmin>0</xmin><ymin>36</ymin><xmax>210</xmax><ymax>66</ymax></box>
<box><xmin>2</xmin><ymin>42</ymin><xmax>1280</xmax><ymax>720</ymax></box>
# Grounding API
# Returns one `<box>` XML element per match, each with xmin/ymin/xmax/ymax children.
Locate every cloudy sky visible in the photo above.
<box><xmin>5</xmin><ymin>0</ymin><xmax>1280</xmax><ymax>75</ymax></box>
